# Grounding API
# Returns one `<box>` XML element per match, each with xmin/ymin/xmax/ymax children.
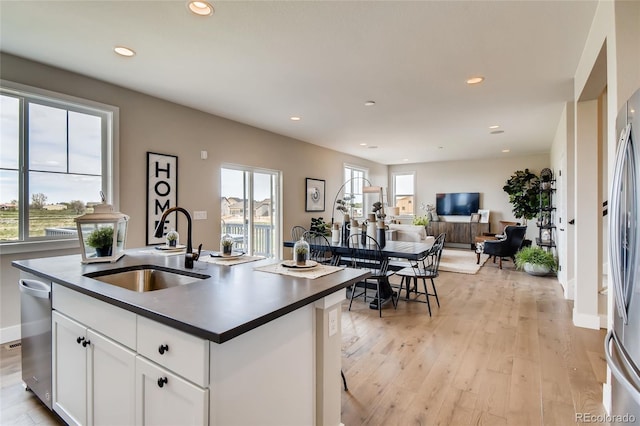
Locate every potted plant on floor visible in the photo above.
<box><xmin>515</xmin><ymin>246</ymin><xmax>557</xmax><ymax>276</ymax></box>
<box><xmin>87</xmin><ymin>226</ymin><xmax>114</xmax><ymax>257</ymax></box>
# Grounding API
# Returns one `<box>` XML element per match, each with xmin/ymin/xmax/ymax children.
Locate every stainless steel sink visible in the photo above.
<box><xmin>84</xmin><ymin>266</ymin><xmax>210</xmax><ymax>292</ymax></box>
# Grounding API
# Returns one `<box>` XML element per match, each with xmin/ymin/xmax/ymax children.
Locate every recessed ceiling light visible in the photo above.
<box><xmin>490</xmin><ymin>130</ymin><xmax>505</xmax><ymax>134</ymax></box>
<box><xmin>187</xmin><ymin>1</ymin><xmax>214</xmax><ymax>16</ymax></box>
<box><xmin>364</xmin><ymin>101</ymin><xmax>376</xmax><ymax>106</ymax></box>
<box><xmin>114</xmin><ymin>46</ymin><xmax>135</xmax><ymax>57</ymax></box>
<box><xmin>502</xmin><ymin>149</ymin><xmax>510</xmax><ymax>153</ymax></box>
<box><xmin>290</xmin><ymin>116</ymin><xmax>301</xmax><ymax>121</ymax></box>
<box><xmin>359</xmin><ymin>143</ymin><xmax>367</xmax><ymax>146</ymax></box>
<box><xmin>489</xmin><ymin>125</ymin><xmax>500</xmax><ymax>129</ymax></box>
<box><xmin>466</xmin><ymin>76</ymin><xmax>485</xmax><ymax>85</ymax></box>
<box><xmin>403</xmin><ymin>159</ymin><xmax>409</xmax><ymax>162</ymax></box>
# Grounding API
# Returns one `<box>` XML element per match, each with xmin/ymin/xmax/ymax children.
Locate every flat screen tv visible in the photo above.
<box><xmin>436</xmin><ymin>192</ymin><xmax>480</xmax><ymax>216</ymax></box>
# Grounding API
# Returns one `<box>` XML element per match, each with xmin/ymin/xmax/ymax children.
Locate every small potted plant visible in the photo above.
<box><xmin>165</xmin><ymin>229</ymin><xmax>179</xmax><ymax>247</ymax></box>
<box><xmin>293</xmin><ymin>237</ymin><xmax>310</xmax><ymax>266</ymax></box>
<box><xmin>413</xmin><ymin>215</ymin><xmax>430</xmax><ymax>227</ymax></box>
<box><xmin>295</xmin><ymin>245</ymin><xmax>309</xmax><ymax>266</ymax></box>
<box><xmin>86</xmin><ymin>226</ymin><xmax>114</xmax><ymax>257</ymax></box>
<box><xmin>540</xmin><ymin>167</ymin><xmax>553</xmax><ymax>190</ymax></box>
<box><xmin>220</xmin><ymin>234</ymin><xmax>234</xmax><ymax>256</ymax></box>
<box><xmin>515</xmin><ymin>246</ymin><xmax>557</xmax><ymax>276</ymax></box>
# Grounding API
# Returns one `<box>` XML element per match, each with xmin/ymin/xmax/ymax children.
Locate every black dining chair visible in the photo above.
<box><xmin>302</xmin><ymin>231</ymin><xmax>339</xmax><ymax>265</ymax></box>
<box><xmin>395</xmin><ymin>233</ymin><xmax>445</xmax><ymax>316</ymax></box>
<box><xmin>290</xmin><ymin>225</ymin><xmax>307</xmax><ymax>242</ymax></box>
<box><xmin>347</xmin><ymin>234</ymin><xmax>396</xmax><ymax>317</ymax></box>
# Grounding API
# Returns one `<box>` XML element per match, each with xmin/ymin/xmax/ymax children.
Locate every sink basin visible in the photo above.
<box><xmin>84</xmin><ymin>265</ymin><xmax>210</xmax><ymax>292</ymax></box>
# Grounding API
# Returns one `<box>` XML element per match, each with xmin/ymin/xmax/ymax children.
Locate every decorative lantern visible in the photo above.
<box><xmin>75</xmin><ymin>201</ymin><xmax>129</xmax><ymax>264</ymax></box>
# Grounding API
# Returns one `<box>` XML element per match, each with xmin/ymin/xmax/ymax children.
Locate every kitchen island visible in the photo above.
<box><xmin>13</xmin><ymin>249</ymin><xmax>368</xmax><ymax>426</ymax></box>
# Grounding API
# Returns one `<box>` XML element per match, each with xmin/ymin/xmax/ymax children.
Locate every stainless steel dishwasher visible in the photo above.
<box><xmin>19</xmin><ymin>279</ymin><xmax>52</xmax><ymax>410</ymax></box>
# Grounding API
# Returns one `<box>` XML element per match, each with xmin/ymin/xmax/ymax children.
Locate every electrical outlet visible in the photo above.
<box><xmin>328</xmin><ymin>309</ymin><xmax>338</xmax><ymax>337</ymax></box>
<box><xmin>193</xmin><ymin>211</ymin><xmax>207</xmax><ymax>220</ymax></box>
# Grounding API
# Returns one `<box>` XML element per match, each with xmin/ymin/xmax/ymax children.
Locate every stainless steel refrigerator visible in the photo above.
<box><xmin>606</xmin><ymin>87</ymin><xmax>640</xmax><ymax>420</ymax></box>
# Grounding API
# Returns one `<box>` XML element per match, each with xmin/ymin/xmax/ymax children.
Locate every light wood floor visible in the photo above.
<box><xmin>341</xmin><ymin>260</ymin><xmax>609</xmax><ymax>425</ymax></box>
<box><xmin>0</xmin><ymin>341</ymin><xmax>60</xmax><ymax>426</ymax></box>
<box><xmin>1</xmin><ymin>259</ymin><xmax>608</xmax><ymax>425</ymax></box>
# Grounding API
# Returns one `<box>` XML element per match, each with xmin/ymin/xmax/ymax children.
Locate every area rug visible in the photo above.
<box><xmin>438</xmin><ymin>249</ymin><xmax>487</xmax><ymax>274</ymax></box>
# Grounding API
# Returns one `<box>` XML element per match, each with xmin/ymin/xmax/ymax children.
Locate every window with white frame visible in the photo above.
<box><xmin>393</xmin><ymin>172</ymin><xmax>415</xmax><ymax>215</ymax></box>
<box><xmin>343</xmin><ymin>165</ymin><xmax>368</xmax><ymax>219</ymax></box>
<box><xmin>0</xmin><ymin>83</ymin><xmax>117</xmax><ymax>244</ymax></box>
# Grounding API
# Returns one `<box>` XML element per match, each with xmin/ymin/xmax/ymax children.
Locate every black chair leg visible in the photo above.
<box><xmin>348</xmin><ymin>282</ymin><xmax>358</xmax><ymax>311</ymax></box>
<box><xmin>341</xmin><ymin>370</ymin><xmax>348</xmax><ymax>391</ymax></box>
<box><xmin>431</xmin><ymin>278</ymin><xmax>440</xmax><ymax>307</ymax></box>
<box><xmin>422</xmin><ymin>278</ymin><xmax>432</xmax><ymax>316</ymax></box>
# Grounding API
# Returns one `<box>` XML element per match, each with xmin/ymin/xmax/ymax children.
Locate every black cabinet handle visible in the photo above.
<box><xmin>77</xmin><ymin>337</ymin><xmax>85</xmax><ymax>344</ymax></box>
<box><xmin>82</xmin><ymin>340</ymin><xmax>91</xmax><ymax>347</ymax></box>
<box><xmin>157</xmin><ymin>377</ymin><xmax>168</xmax><ymax>388</ymax></box>
<box><xmin>158</xmin><ymin>344</ymin><xmax>169</xmax><ymax>355</ymax></box>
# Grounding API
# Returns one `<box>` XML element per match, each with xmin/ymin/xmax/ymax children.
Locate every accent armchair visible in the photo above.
<box><xmin>482</xmin><ymin>225</ymin><xmax>527</xmax><ymax>269</ymax></box>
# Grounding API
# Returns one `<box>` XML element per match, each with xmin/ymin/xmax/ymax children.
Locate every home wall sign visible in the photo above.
<box><xmin>146</xmin><ymin>152</ymin><xmax>178</xmax><ymax>245</ymax></box>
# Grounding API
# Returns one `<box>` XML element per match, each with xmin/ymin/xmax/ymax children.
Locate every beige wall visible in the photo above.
<box><xmin>389</xmin><ymin>154</ymin><xmax>550</xmax><ymax>243</ymax></box>
<box><xmin>0</xmin><ymin>53</ymin><xmax>385</xmax><ymax>340</ymax></box>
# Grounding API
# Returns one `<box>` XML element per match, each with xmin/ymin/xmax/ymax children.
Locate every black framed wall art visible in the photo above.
<box><xmin>305</xmin><ymin>178</ymin><xmax>325</xmax><ymax>212</ymax></box>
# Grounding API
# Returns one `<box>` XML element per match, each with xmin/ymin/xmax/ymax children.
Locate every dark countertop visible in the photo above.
<box><xmin>12</xmin><ymin>249</ymin><xmax>369</xmax><ymax>344</ymax></box>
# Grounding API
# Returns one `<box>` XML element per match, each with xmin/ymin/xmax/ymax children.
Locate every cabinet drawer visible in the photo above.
<box><xmin>137</xmin><ymin>316</ymin><xmax>209</xmax><ymax>387</ymax></box>
<box><xmin>52</xmin><ymin>283</ymin><xmax>136</xmax><ymax>349</ymax></box>
<box><xmin>135</xmin><ymin>356</ymin><xmax>208</xmax><ymax>426</ymax></box>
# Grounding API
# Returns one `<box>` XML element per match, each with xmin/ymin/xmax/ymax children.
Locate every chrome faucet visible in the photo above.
<box><xmin>154</xmin><ymin>207</ymin><xmax>201</xmax><ymax>268</ymax></box>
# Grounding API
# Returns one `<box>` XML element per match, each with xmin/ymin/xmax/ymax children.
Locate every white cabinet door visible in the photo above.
<box><xmin>135</xmin><ymin>356</ymin><xmax>208</xmax><ymax>426</ymax></box>
<box><xmin>53</xmin><ymin>311</ymin><xmax>87</xmax><ymax>426</ymax></box>
<box><xmin>88</xmin><ymin>329</ymin><xmax>136</xmax><ymax>426</ymax></box>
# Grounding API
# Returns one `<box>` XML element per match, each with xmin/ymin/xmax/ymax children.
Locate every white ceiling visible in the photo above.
<box><xmin>0</xmin><ymin>1</ymin><xmax>598</xmax><ymax>165</ymax></box>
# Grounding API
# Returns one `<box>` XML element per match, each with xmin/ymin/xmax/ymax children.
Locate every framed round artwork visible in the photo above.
<box><xmin>305</xmin><ymin>178</ymin><xmax>325</xmax><ymax>212</ymax></box>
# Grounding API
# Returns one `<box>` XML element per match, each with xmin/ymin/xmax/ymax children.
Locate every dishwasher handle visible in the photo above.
<box><xmin>19</xmin><ymin>279</ymin><xmax>51</xmax><ymax>299</ymax></box>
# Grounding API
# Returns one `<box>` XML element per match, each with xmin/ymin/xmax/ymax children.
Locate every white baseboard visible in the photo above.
<box><xmin>565</xmin><ymin>278</ymin><xmax>575</xmax><ymax>300</ymax></box>
<box><xmin>599</xmin><ymin>314</ymin><xmax>608</xmax><ymax>329</ymax></box>
<box><xmin>573</xmin><ymin>309</ymin><xmax>601</xmax><ymax>330</ymax></box>
<box><xmin>0</xmin><ymin>325</ymin><xmax>21</xmax><ymax>344</ymax></box>
<box><xmin>602</xmin><ymin>381</ymin><xmax>612</xmax><ymax>415</ymax></box>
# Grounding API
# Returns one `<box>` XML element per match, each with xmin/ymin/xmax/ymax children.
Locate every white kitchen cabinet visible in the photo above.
<box><xmin>88</xmin><ymin>329</ymin><xmax>136</xmax><ymax>425</ymax></box>
<box><xmin>135</xmin><ymin>356</ymin><xmax>208</xmax><ymax>426</ymax></box>
<box><xmin>53</xmin><ymin>311</ymin><xmax>87</xmax><ymax>426</ymax></box>
<box><xmin>52</xmin><ymin>311</ymin><xmax>135</xmax><ymax>426</ymax></box>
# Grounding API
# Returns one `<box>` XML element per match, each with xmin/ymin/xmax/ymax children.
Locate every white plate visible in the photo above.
<box><xmin>155</xmin><ymin>244</ymin><xmax>186</xmax><ymax>252</ymax></box>
<box><xmin>210</xmin><ymin>251</ymin><xmax>245</xmax><ymax>260</ymax></box>
<box><xmin>281</xmin><ymin>260</ymin><xmax>318</xmax><ymax>269</ymax></box>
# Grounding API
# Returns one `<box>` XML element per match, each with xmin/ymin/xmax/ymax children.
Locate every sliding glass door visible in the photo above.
<box><xmin>220</xmin><ymin>166</ymin><xmax>280</xmax><ymax>257</ymax></box>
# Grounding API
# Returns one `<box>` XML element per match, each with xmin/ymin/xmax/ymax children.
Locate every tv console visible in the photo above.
<box><xmin>426</xmin><ymin>221</ymin><xmax>490</xmax><ymax>248</ymax></box>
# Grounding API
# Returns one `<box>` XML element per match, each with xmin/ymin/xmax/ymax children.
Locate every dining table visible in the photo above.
<box><xmin>283</xmin><ymin>238</ymin><xmax>435</xmax><ymax>307</ymax></box>
<box><xmin>284</xmin><ymin>238</ymin><xmax>434</xmax><ymax>262</ymax></box>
